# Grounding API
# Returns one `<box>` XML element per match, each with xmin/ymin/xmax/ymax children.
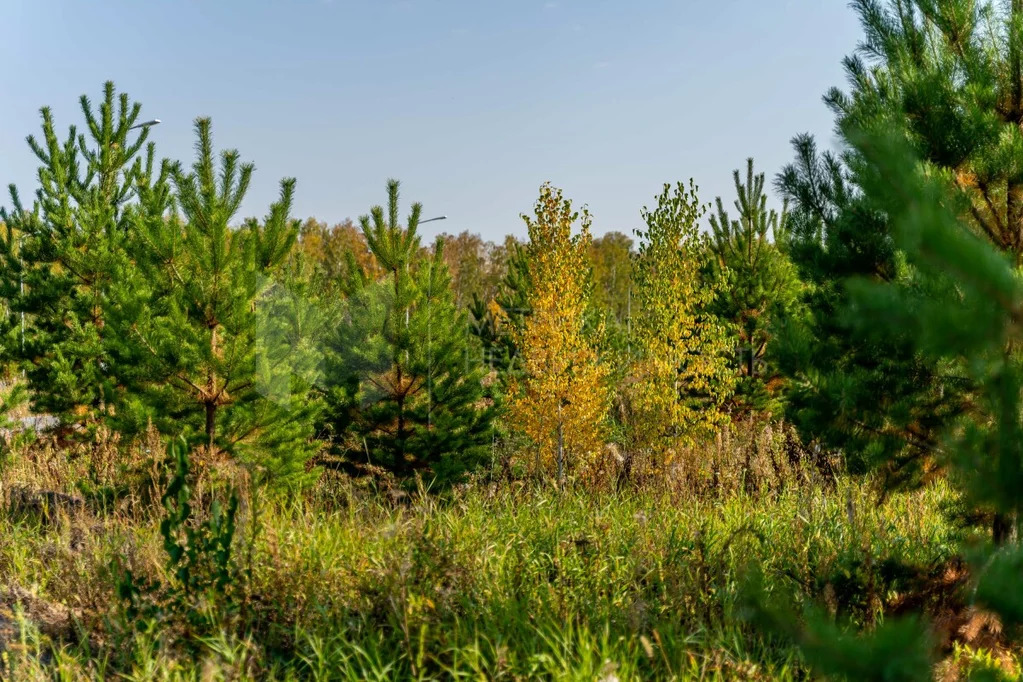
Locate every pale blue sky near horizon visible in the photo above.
<box><xmin>1</xmin><ymin>1</ymin><xmax>863</xmax><ymax>242</ymax></box>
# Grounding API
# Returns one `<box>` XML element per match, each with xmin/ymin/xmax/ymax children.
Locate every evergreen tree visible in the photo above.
<box><xmin>830</xmin><ymin>0</ymin><xmax>1023</xmax><ymax>265</ymax></box>
<box><xmin>779</xmin><ymin>136</ymin><xmax>930</xmax><ymax>481</ymax></box>
<box><xmin>320</xmin><ymin>180</ymin><xmax>494</xmax><ymax>484</ymax></box>
<box><xmin>509</xmin><ymin>183</ymin><xmax>610</xmax><ymax>485</ymax></box>
<box><xmin>0</xmin><ymin>82</ymin><xmax>159</xmax><ymax>426</ymax></box>
<box><xmin>708</xmin><ymin>159</ymin><xmax>802</xmax><ymax>414</ymax></box>
<box><xmin>755</xmin><ymin>128</ymin><xmax>1023</xmax><ymax>682</ymax></box>
<box><xmin>777</xmin><ymin>135</ymin><xmax>957</xmax><ymax>486</ymax></box>
<box><xmin>469</xmin><ymin>238</ymin><xmax>530</xmax><ymax>378</ymax></box>
<box><xmin>772</xmin><ymin>0</ymin><xmax>1018</xmax><ymax>491</ymax></box>
<box><xmin>626</xmin><ymin>180</ymin><xmax>734</xmax><ymax>476</ymax></box>
<box><xmin>109</xmin><ymin>118</ymin><xmax>320</xmax><ymax>487</ymax></box>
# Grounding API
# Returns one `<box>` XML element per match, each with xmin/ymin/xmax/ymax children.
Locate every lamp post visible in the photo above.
<box><xmin>405</xmin><ymin>215</ymin><xmax>448</xmax><ymax>325</ymax></box>
<box><xmin>416</xmin><ymin>216</ymin><xmax>446</xmax><ymax>429</ymax></box>
<box><xmin>129</xmin><ymin>119</ymin><xmax>161</xmax><ymax>131</ymax></box>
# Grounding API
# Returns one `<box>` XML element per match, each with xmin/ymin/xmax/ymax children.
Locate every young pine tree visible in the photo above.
<box><xmin>469</xmin><ymin>237</ymin><xmax>530</xmax><ymax>379</ymax></box>
<box><xmin>510</xmin><ymin>183</ymin><xmax>610</xmax><ymax>485</ymax></box>
<box><xmin>755</xmin><ymin>130</ymin><xmax>1023</xmax><ymax>682</ymax></box>
<box><xmin>774</xmin><ymin>0</ymin><xmax>1023</xmax><ymax>500</ymax></box>
<box><xmin>708</xmin><ymin>159</ymin><xmax>802</xmax><ymax>415</ymax></box>
<box><xmin>0</xmin><ymin>82</ymin><xmax>159</xmax><ymax>426</ymax></box>
<box><xmin>109</xmin><ymin>118</ymin><xmax>320</xmax><ymax>488</ymax></box>
<box><xmin>626</xmin><ymin>181</ymin><xmax>734</xmax><ymax>474</ymax></box>
<box><xmin>831</xmin><ymin>0</ymin><xmax>1023</xmax><ymax>265</ymax></box>
<box><xmin>320</xmin><ymin>180</ymin><xmax>494</xmax><ymax>485</ymax></box>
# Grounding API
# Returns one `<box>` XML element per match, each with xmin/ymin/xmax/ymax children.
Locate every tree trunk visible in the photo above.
<box><xmin>993</xmin><ymin>511</ymin><xmax>1017</xmax><ymax>545</ymax></box>
<box><xmin>1010</xmin><ymin>0</ymin><xmax>1023</xmax><ymax>261</ymax></box>
<box><xmin>556</xmin><ymin>419</ymin><xmax>565</xmax><ymax>489</ymax></box>
<box><xmin>207</xmin><ymin>322</ymin><xmax>220</xmax><ymax>453</ymax></box>
<box><xmin>205</xmin><ymin>401</ymin><xmax>216</xmax><ymax>451</ymax></box>
<box><xmin>395</xmin><ymin>396</ymin><xmax>407</xmax><ymax>474</ymax></box>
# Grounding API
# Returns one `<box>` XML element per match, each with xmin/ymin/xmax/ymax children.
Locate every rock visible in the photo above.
<box><xmin>5</xmin><ymin>486</ymin><xmax>85</xmax><ymax>524</ymax></box>
<box><xmin>17</xmin><ymin>415</ymin><xmax>59</xmax><ymax>433</ymax></box>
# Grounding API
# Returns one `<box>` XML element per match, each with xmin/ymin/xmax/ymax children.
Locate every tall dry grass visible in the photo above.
<box><xmin>0</xmin><ymin>423</ymin><xmax>990</xmax><ymax>680</ymax></box>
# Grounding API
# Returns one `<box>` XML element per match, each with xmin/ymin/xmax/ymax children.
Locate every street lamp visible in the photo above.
<box><xmin>129</xmin><ymin>118</ymin><xmax>161</xmax><ymax>131</ymax></box>
<box><xmin>405</xmin><ymin>215</ymin><xmax>448</xmax><ymax>345</ymax></box>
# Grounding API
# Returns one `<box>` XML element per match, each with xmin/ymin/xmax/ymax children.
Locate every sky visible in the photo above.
<box><xmin>1</xmin><ymin>0</ymin><xmax>863</xmax><ymax>242</ymax></box>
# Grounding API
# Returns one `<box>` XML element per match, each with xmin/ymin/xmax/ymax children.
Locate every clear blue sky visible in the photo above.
<box><xmin>2</xmin><ymin>0</ymin><xmax>862</xmax><ymax>242</ymax></box>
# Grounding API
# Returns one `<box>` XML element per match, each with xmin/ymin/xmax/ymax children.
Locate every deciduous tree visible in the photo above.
<box><xmin>626</xmin><ymin>181</ymin><xmax>734</xmax><ymax>473</ymax></box>
<box><xmin>509</xmin><ymin>183</ymin><xmax>610</xmax><ymax>484</ymax></box>
<box><xmin>589</xmin><ymin>231</ymin><xmax>634</xmax><ymax>324</ymax></box>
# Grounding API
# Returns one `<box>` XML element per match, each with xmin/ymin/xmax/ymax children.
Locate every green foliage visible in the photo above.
<box><xmin>776</xmin><ymin>135</ymin><xmax>964</xmax><ymax>483</ymax></box>
<box><xmin>777</xmin><ymin>0</ymin><xmax>1023</xmax><ymax>488</ymax></box>
<box><xmin>321</xmin><ymin>180</ymin><xmax>495</xmax><ymax>484</ymax></box>
<box><xmin>107</xmin><ymin>118</ymin><xmax>321</xmax><ymax>488</ymax></box>
<box><xmin>0</xmin><ymin>82</ymin><xmax>159</xmax><ymax>426</ymax></box>
<box><xmin>2</xmin><ymin>439</ymin><xmax>962</xmax><ymax>679</ymax></box>
<box><xmin>830</xmin><ymin>0</ymin><xmax>1023</xmax><ymax>264</ymax></box>
<box><xmin>624</xmin><ymin>180</ymin><xmax>734</xmax><ymax>471</ymax></box>
<box><xmin>0</xmin><ymin>381</ymin><xmax>27</xmax><ymax>474</ymax></box>
<box><xmin>746</xmin><ymin>580</ymin><xmax>935</xmax><ymax>682</ymax></box>
<box><xmin>708</xmin><ymin>159</ymin><xmax>803</xmax><ymax>415</ymax></box>
<box><xmin>589</xmin><ymin>230</ymin><xmax>634</xmax><ymax>324</ymax></box>
<box><xmin>117</xmin><ymin>439</ymin><xmax>241</xmax><ymax>634</ymax></box>
<box><xmin>469</xmin><ymin>237</ymin><xmax>530</xmax><ymax>380</ymax></box>
<box><xmin>975</xmin><ymin>544</ymin><xmax>1023</xmax><ymax>631</ymax></box>
<box><xmin>761</xmin><ymin>0</ymin><xmax>1023</xmax><ymax>652</ymax></box>
<box><xmin>467</xmin><ymin>236</ymin><xmax>528</xmax><ymax>418</ymax></box>
<box><xmin>9</xmin><ymin>60</ymin><xmax>1023</xmax><ymax>680</ymax></box>
<box><xmin>759</xmin><ymin>127</ymin><xmax>1023</xmax><ymax>682</ymax></box>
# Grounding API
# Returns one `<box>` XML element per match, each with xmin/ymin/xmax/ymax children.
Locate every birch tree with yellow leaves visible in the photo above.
<box><xmin>628</xmin><ymin>180</ymin><xmax>734</xmax><ymax>474</ymax></box>
<box><xmin>510</xmin><ymin>183</ymin><xmax>610</xmax><ymax>485</ymax></box>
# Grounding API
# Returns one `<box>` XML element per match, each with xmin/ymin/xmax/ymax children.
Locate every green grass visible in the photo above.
<box><xmin>0</xmin><ymin>450</ymin><xmax>974</xmax><ymax>680</ymax></box>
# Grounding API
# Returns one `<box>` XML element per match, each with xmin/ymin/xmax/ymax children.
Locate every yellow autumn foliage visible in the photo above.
<box><xmin>629</xmin><ymin>181</ymin><xmax>734</xmax><ymax>472</ymax></box>
<box><xmin>510</xmin><ymin>183</ymin><xmax>610</xmax><ymax>482</ymax></box>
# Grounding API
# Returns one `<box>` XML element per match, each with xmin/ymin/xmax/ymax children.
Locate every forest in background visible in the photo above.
<box><xmin>5</xmin><ymin>0</ymin><xmax>1023</xmax><ymax>679</ymax></box>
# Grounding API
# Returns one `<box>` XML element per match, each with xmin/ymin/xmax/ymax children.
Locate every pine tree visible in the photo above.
<box><xmin>626</xmin><ymin>180</ymin><xmax>734</xmax><ymax>474</ymax></box>
<box><xmin>320</xmin><ymin>180</ymin><xmax>494</xmax><ymax>484</ymax></box>
<box><xmin>0</xmin><ymin>82</ymin><xmax>159</xmax><ymax>426</ymax></box>
<box><xmin>755</xmin><ymin>128</ymin><xmax>1023</xmax><ymax>682</ymax></box>
<box><xmin>509</xmin><ymin>183</ymin><xmax>610</xmax><ymax>485</ymax></box>
<box><xmin>469</xmin><ymin>238</ymin><xmax>530</xmax><ymax>378</ymax></box>
<box><xmin>708</xmin><ymin>159</ymin><xmax>802</xmax><ymax>415</ymax></box>
<box><xmin>830</xmin><ymin>0</ymin><xmax>1023</xmax><ymax>265</ymax></box>
<box><xmin>108</xmin><ymin>118</ymin><xmax>320</xmax><ymax>487</ymax></box>
<box><xmin>771</xmin><ymin>0</ymin><xmax>1023</xmax><ymax>489</ymax></box>
<box><xmin>775</xmin><ymin>134</ymin><xmax>958</xmax><ymax>489</ymax></box>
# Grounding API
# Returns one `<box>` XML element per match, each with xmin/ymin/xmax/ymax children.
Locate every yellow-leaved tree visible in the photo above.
<box><xmin>628</xmin><ymin>181</ymin><xmax>734</xmax><ymax>475</ymax></box>
<box><xmin>510</xmin><ymin>183</ymin><xmax>610</xmax><ymax>485</ymax></box>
